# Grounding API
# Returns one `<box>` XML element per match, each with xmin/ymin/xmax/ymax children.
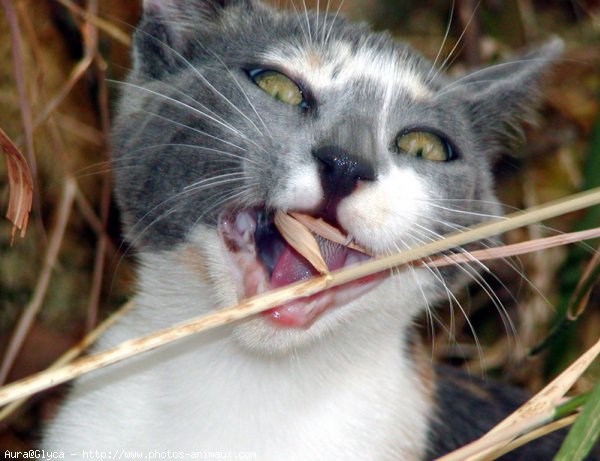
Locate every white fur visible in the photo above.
<box><xmin>339</xmin><ymin>165</ymin><xmax>431</xmax><ymax>253</ymax></box>
<box><xmin>262</xmin><ymin>41</ymin><xmax>431</xmax><ymax>100</ymax></box>
<box><xmin>44</xmin><ymin>247</ymin><xmax>432</xmax><ymax>460</ymax></box>
<box><xmin>44</xmin><ymin>145</ymin><xmax>448</xmax><ymax>459</ymax></box>
<box><xmin>271</xmin><ymin>163</ymin><xmax>323</xmax><ymax>211</ymax></box>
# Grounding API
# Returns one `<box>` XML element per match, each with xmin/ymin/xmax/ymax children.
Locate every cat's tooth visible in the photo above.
<box><xmin>235</xmin><ymin>210</ymin><xmax>256</xmax><ymax>235</ymax></box>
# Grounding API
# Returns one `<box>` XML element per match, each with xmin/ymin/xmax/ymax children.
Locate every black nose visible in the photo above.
<box><xmin>313</xmin><ymin>146</ymin><xmax>375</xmax><ymax>222</ymax></box>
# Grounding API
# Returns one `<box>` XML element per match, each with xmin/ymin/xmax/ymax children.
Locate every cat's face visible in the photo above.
<box><xmin>111</xmin><ymin>0</ymin><xmax>560</xmax><ymax>352</ymax></box>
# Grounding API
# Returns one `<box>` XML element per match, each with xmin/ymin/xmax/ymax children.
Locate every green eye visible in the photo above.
<box><xmin>249</xmin><ymin>69</ymin><xmax>306</xmax><ymax>108</ymax></box>
<box><xmin>396</xmin><ymin>131</ymin><xmax>453</xmax><ymax>162</ymax></box>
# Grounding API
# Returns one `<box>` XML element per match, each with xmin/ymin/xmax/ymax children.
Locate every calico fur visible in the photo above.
<box><xmin>43</xmin><ymin>0</ymin><xmax>572</xmax><ymax>459</ymax></box>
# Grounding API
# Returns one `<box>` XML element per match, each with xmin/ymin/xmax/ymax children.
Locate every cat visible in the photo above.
<box><xmin>42</xmin><ymin>0</ymin><xmax>577</xmax><ymax>459</ymax></box>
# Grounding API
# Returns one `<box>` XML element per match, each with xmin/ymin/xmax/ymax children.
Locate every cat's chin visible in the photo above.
<box><xmin>218</xmin><ymin>208</ymin><xmax>384</xmax><ymax>333</ymax></box>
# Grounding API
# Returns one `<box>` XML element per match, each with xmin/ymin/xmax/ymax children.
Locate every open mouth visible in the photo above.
<box><xmin>218</xmin><ymin>208</ymin><xmax>383</xmax><ymax>328</ymax></box>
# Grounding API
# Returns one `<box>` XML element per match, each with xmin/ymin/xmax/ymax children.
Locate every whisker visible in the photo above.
<box><xmin>115</xmin><ymin>102</ymin><xmax>248</xmax><ymax>152</ymax></box>
<box><xmin>183</xmin><ymin>172</ymin><xmax>251</xmax><ymax>193</ymax></box>
<box><xmin>189</xmin><ymin>42</ymin><xmax>274</xmax><ymax>141</ymax></box>
<box><xmin>108</xmin><ymin>80</ymin><xmax>252</xmax><ymax>142</ymax></box>
<box><xmin>124</xmin><ymin>143</ymin><xmax>264</xmax><ymax>167</ymax></box>
<box><xmin>425</xmin><ymin>0</ymin><xmax>456</xmax><ymax>84</ymax></box>
<box><xmin>131</xmin><ymin>25</ymin><xmax>268</xmax><ymax>140</ymax></box>
<box><xmin>301</xmin><ymin>0</ymin><xmax>313</xmax><ymax>43</ymax></box>
<box><xmin>431</xmin><ymin>0</ymin><xmax>482</xmax><ymax>84</ymax></box>
<box><xmin>324</xmin><ymin>0</ymin><xmax>345</xmax><ymax>46</ymax></box>
<box><xmin>405</xmin><ymin>231</ymin><xmax>487</xmax><ymax>366</ymax></box>
<box><xmin>411</xmin><ymin>222</ymin><xmax>519</xmax><ymax>351</ymax></box>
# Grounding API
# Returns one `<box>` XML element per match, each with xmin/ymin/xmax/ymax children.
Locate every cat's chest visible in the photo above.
<box><xmin>78</xmin><ymin>304</ymin><xmax>430</xmax><ymax>461</ymax></box>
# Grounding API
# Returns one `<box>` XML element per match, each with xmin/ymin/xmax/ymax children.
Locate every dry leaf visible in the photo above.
<box><xmin>274</xmin><ymin>211</ymin><xmax>330</xmax><ymax>275</ymax></box>
<box><xmin>1</xmin><ymin>127</ymin><xmax>33</xmax><ymax>241</ymax></box>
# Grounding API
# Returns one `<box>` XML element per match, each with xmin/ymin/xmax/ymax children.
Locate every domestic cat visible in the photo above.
<box><xmin>43</xmin><ymin>0</ymin><xmax>575</xmax><ymax>459</ymax></box>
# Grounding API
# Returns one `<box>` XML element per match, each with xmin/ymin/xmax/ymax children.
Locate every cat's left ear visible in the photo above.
<box><xmin>457</xmin><ymin>38</ymin><xmax>564</xmax><ymax>156</ymax></box>
<box><xmin>133</xmin><ymin>0</ymin><xmax>251</xmax><ymax>79</ymax></box>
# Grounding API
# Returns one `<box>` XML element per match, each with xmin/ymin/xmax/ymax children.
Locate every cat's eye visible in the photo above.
<box><xmin>396</xmin><ymin>131</ymin><xmax>454</xmax><ymax>162</ymax></box>
<box><xmin>248</xmin><ymin>69</ymin><xmax>307</xmax><ymax>109</ymax></box>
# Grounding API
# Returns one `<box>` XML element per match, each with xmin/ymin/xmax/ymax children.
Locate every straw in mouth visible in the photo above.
<box><xmin>218</xmin><ymin>208</ymin><xmax>382</xmax><ymax>328</ymax></box>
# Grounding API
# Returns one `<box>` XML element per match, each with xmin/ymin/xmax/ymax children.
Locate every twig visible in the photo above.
<box><xmin>0</xmin><ymin>187</ymin><xmax>600</xmax><ymax>405</ymax></box>
<box><xmin>0</xmin><ymin>178</ymin><xmax>77</xmax><ymax>385</ymax></box>
<box><xmin>73</xmin><ymin>186</ymin><xmax>117</xmax><ymax>258</ymax></box>
<box><xmin>32</xmin><ymin>54</ymin><xmax>94</xmax><ymax>131</ymax></box>
<box><xmin>84</xmin><ymin>0</ymin><xmax>111</xmax><ymax>332</ymax></box>
<box><xmin>0</xmin><ymin>301</ymin><xmax>134</xmax><ymax>424</ymax></box>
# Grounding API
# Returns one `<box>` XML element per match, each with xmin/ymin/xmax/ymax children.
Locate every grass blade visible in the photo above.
<box><xmin>554</xmin><ymin>378</ymin><xmax>600</xmax><ymax>461</ymax></box>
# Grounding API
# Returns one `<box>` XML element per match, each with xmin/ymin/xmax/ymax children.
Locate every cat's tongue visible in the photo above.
<box><xmin>270</xmin><ymin>245</ymin><xmax>318</xmax><ymax>288</ymax></box>
<box><xmin>264</xmin><ymin>240</ymin><xmax>348</xmax><ymax>327</ymax></box>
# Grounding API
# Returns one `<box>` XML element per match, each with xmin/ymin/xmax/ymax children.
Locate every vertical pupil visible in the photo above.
<box><xmin>253</xmin><ymin>71</ymin><xmax>303</xmax><ymax>106</ymax></box>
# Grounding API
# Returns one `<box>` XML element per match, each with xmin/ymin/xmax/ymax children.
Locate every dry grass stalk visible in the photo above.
<box><xmin>0</xmin><ymin>178</ymin><xmax>77</xmax><ymax>385</ymax></box>
<box><xmin>274</xmin><ymin>211</ymin><xmax>330</xmax><ymax>275</ymax></box>
<box><xmin>483</xmin><ymin>414</ymin><xmax>579</xmax><ymax>460</ymax></box>
<box><xmin>33</xmin><ymin>54</ymin><xmax>94</xmax><ymax>131</ymax></box>
<box><xmin>434</xmin><ymin>335</ymin><xmax>600</xmax><ymax>461</ymax></box>
<box><xmin>0</xmin><ymin>301</ymin><xmax>134</xmax><ymax>423</ymax></box>
<box><xmin>426</xmin><ymin>226</ymin><xmax>600</xmax><ymax>268</ymax></box>
<box><xmin>568</xmin><ymin>239</ymin><xmax>600</xmax><ymax>319</ymax></box>
<box><xmin>54</xmin><ymin>0</ymin><xmax>131</xmax><ymax>46</ymax></box>
<box><xmin>1</xmin><ymin>187</ymin><xmax>600</xmax><ymax>406</ymax></box>
<box><xmin>74</xmin><ymin>185</ymin><xmax>118</xmax><ymax>258</ymax></box>
<box><xmin>0</xmin><ymin>127</ymin><xmax>33</xmax><ymax>240</ymax></box>
<box><xmin>83</xmin><ymin>0</ymin><xmax>112</xmax><ymax>332</ymax></box>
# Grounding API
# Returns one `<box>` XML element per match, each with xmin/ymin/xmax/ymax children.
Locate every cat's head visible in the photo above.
<box><xmin>111</xmin><ymin>0</ymin><xmax>561</xmax><ymax>352</ymax></box>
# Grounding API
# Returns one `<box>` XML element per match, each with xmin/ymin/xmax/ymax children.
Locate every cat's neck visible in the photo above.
<box><xmin>120</xmin><ymin>250</ymin><xmax>433</xmax><ymax>459</ymax></box>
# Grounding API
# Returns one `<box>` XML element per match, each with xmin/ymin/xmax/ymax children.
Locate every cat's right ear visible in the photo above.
<box><xmin>133</xmin><ymin>0</ymin><xmax>248</xmax><ymax>79</ymax></box>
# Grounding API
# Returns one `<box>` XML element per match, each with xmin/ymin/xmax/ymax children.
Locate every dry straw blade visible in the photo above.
<box><xmin>289</xmin><ymin>211</ymin><xmax>367</xmax><ymax>253</ymax></box>
<box><xmin>274</xmin><ymin>211</ymin><xmax>330</xmax><ymax>275</ymax></box>
<box><xmin>1</xmin><ymin>187</ymin><xmax>600</xmax><ymax>407</ymax></box>
<box><xmin>0</xmin><ymin>301</ymin><xmax>134</xmax><ymax>423</ymax></box>
<box><xmin>488</xmin><ymin>414</ymin><xmax>579</xmax><ymax>460</ymax></box>
<box><xmin>425</xmin><ymin>227</ymin><xmax>600</xmax><ymax>268</ymax></box>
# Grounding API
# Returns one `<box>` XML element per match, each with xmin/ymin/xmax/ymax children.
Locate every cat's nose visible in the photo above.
<box><xmin>313</xmin><ymin>146</ymin><xmax>375</xmax><ymax>222</ymax></box>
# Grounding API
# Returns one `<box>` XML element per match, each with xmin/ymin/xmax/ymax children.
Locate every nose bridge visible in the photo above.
<box><xmin>328</xmin><ymin>115</ymin><xmax>379</xmax><ymax>166</ymax></box>
<box><xmin>312</xmin><ymin>115</ymin><xmax>379</xmax><ymax>223</ymax></box>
